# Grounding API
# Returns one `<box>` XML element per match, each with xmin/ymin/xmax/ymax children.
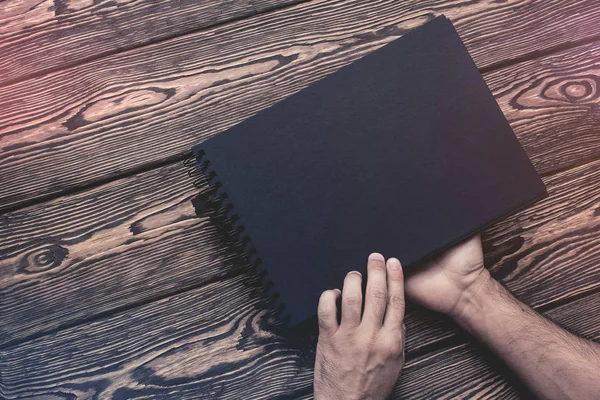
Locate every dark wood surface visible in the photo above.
<box><xmin>485</xmin><ymin>41</ymin><xmax>600</xmax><ymax>176</ymax></box>
<box><xmin>3</xmin><ymin>0</ymin><xmax>600</xmax><ymax>210</ymax></box>
<box><xmin>0</xmin><ymin>274</ymin><xmax>312</xmax><ymax>399</ymax></box>
<box><xmin>0</xmin><ymin>0</ymin><xmax>300</xmax><ymax>86</ymax></box>
<box><xmin>1</xmin><ymin>275</ymin><xmax>597</xmax><ymax>399</ymax></box>
<box><xmin>2</xmin><ymin>0</ymin><xmax>599</xmax><ymax>87</ymax></box>
<box><xmin>1</xmin><ymin>0</ymin><xmax>600</xmax><ymax>398</ymax></box>
<box><xmin>2</xmin><ymin>153</ymin><xmax>599</xmax><ymax>353</ymax></box>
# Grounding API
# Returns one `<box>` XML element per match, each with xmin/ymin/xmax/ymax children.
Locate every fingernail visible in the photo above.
<box><xmin>347</xmin><ymin>271</ymin><xmax>362</xmax><ymax>276</ymax></box>
<box><xmin>369</xmin><ymin>252</ymin><xmax>384</xmax><ymax>261</ymax></box>
<box><xmin>333</xmin><ymin>288</ymin><xmax>342</xmax><ymax>295</ymax></box>
<box><xmin>387</xmin><ymin>258</ymin><xmax>401</xmax><ymax>270</ymax></box>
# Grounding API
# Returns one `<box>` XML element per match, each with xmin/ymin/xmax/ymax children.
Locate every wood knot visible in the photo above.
<box><xmin>64</xmin><ymin>87</ymin><xmax>175</xmax><ymax>131</ymax></box>
<box><xmin>19</xmin><ymin>243</ymin><xmax>68</xmax><ymax>274</ymax></box>
<box><xmin>542</xmin><ymin>75</ymin><xmax>598</xmax><ymax>104</ymax></box>
<box><xmin>564</xmin><ymin>82</ymin><xmax>589</xmax><ymax>99</ymax></box>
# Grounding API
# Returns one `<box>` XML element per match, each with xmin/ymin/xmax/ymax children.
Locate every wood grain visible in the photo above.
<box><xmin>2</xmin><ymin>0</ymin><xmax>600</xmax><ymax>210</ymax></box>
<box><xmin>0</xmin><ymin>274</ymin><xmax>312</xmax><ymax>399</ymax></box>
<box><xmin>2</xmin><ymin>150</ymin><xmax>600</xmax><ymax>353</ymax></box>
<box><xmin>1</xmin><ymin>277</ymin><xmax>597</xmax><ymax>399</ymax></box>
<box><xmin>486</xmin><ymin>41</ymin><xmax>600</xmax><ymax>177</ymax></box>
<box><xmin>0</xmin><ymin>0</ymin><xmax>299</xmax><ymax>86</ymax></box>
<box><xmin>483</xmin><ymin>159</ymin><xmax>600</xmax><ymax>308</ymax></box>
<box><xmin>0</xmin><ymin>162</ymin><xmax>244</xmax><ymax>346</ymax></box>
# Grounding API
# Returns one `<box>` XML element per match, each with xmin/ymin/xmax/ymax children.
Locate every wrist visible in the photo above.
<box><xmin>450</xmin><ymin>268</ymin><xmax>496</xmax><ymax>324</ymax></box>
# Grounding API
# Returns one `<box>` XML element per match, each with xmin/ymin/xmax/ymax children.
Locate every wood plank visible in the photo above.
<box><xmin>2</xmin><ymin>0</ymin><xmax>598</xmax><ymax>88</ymax></box>
<box><xmin>1</xmin><ymin>275</ymin><xmax>597</xmax><ymax>399</ymax></box>
<box><xmin>0</xmin><ymin>162</ymin><xmax>237</xmax><ymax>346</ymax></box>
<box><xmin>0</xmin><ymin>0</ymin><xmax>299</xmax><ymax>86</ymax></box>
<box><xmin>2</xmin><ymin>0</ymin><xmax>600</xmax><ymax>210</ymax></box>
<box><xmin>0</xmin><ymin>274</ymin><xmax>313</xmax><ymax>399</ymax></box>
<box><xmin>2</xmin><ymin>149</ymin><xmax>600</xmax><ymax>353</ymax></box>
<box><xmin>485</xmin><ymin>42</ymin><xmax>600</xmax><ymax>177</ymax></box>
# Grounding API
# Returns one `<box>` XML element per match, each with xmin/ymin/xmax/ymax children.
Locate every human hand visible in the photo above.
<box><xmin>404</xmin><ymin>235</ymin><xmax>488</xmax><ymax>318</ymax></box>
<box><xmin>314</xmin><ymin>253</ymin><xmax>405</xmax><ymax>400</ymax></box>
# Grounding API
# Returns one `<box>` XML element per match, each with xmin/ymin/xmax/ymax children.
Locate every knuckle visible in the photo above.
<box><xmin>380</xmin><ymin>337</ymin><xmax>403</xmax><ymax>356</ymax></box>
<box><xmin>343</xmin><ymin>295</ymin><xmax>360</xmax><ymax>306</ymax></box>
<box><xmin>369</xmin><ymin>286</ymin><xmax>387</xmax><ymax>299</ymax></box>
<box><xmin>388</xmin><ymin>341</ymin><xmax>403</xmax><ymax>356</ymax></box>
<box><xmin>389</xmin><ymin>293</ymin><xmax>405</xmax><ymax>308</ymax></box>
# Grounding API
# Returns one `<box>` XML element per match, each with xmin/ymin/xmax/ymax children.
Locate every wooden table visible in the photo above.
<box><xmin>1</xmin><ymin>1</ymin><xmax>599</xmax><ymax>398</ymax></box>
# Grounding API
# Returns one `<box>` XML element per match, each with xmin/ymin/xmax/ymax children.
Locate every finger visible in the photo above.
<box><xmin>317</xmin><ymin>289</ymin><xmax>341</xmax><ymax>336</ymax></box>
<box><xmin>341</xmin><ymin>271</ymin><xmax>363</xmax><ymax>329</ymax></box>
<box><xmin>384</xmin><ymin>257</ymin><xmax>405</xmax><ymax>329</ymax></box>
<box><xmin>363</xmin><ymin>253</ymin><xmax>388</xmax><ymax>328</ymax></box>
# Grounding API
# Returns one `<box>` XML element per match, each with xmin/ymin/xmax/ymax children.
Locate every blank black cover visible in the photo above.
<box><xmin>192</xmin><ymin>16</ymin><xmax>547</xmax><ymax>326</ymax></box>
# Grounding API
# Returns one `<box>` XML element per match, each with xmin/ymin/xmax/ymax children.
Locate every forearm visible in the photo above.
<box><xmin>452</xmin><ymin>270</ymin><xmax>600</xmax><ymax>400</ymax></box>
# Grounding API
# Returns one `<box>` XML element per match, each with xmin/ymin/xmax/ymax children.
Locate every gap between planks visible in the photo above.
<box><xmin>0</xmin><ymin>0</ymin><xmax>315</xmax><ymax>89</ymax></box>
<box><xmin>4</xmin><ymin>0</ymin><xmax>600</xmax><ymax>211</ymax></box>
<box><xmin>1</xmin><ymin>34</ymin><xmax>599</xmax><ymax>216</ymax></box>
<box><xmin>2</xmin><ymin>153</ymin><xmax>600</xmax><ymax>351</ymax></box>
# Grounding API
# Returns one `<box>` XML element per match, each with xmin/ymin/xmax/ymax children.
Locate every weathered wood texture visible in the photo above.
<box><xmin>2</xmin><ymin>148</ymin><xmax>599</xmax><ymax>351</ymax></box>
<box><xmin>2</xmin><ymin>1</ymin><xmax>599</xmax><ymax>398</ymax></box>
<box><xmin>486</xmin><ymin>42</ymin><xmax>600</xmax><ymax>176</ymax></box>
<box><xmin>2</xmin><ymin>0</ymin><xmax>600</xmax><ymax>88</ymax></box>
<box><xmin>2</xmin><ymin>0</ymin><xmax>600</xmax><ymax>210</ymax></box>
<box><xmin>0</xmin><ymin>0</ymin><xmax>299</xmax><ymax>86</ymax></box>
<box><xmin>0</xmin><ymin>162</ymin><xmax>227</xmax><ymax>346</ymax></box>
<box><xmin>0</xmin><ymin>275</ymin><xmax>312</xmax><ymax>399</ymax></box>
<box><xmin>1</xmin><ymin>274</ymin><xmax>597</xmax><ymax>399</ymax></box>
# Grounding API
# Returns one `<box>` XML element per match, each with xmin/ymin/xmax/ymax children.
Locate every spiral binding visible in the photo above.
<box><xmin>183</xmin><ymin>150</ymin><xmax>290</xmax><ymax>326</ymax></box>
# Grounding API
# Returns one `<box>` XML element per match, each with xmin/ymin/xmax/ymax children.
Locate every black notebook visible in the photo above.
<box><xmin>185</xmin><ymin>16</ymin><xmax>547</xmax><ymax>327</ymax></box>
